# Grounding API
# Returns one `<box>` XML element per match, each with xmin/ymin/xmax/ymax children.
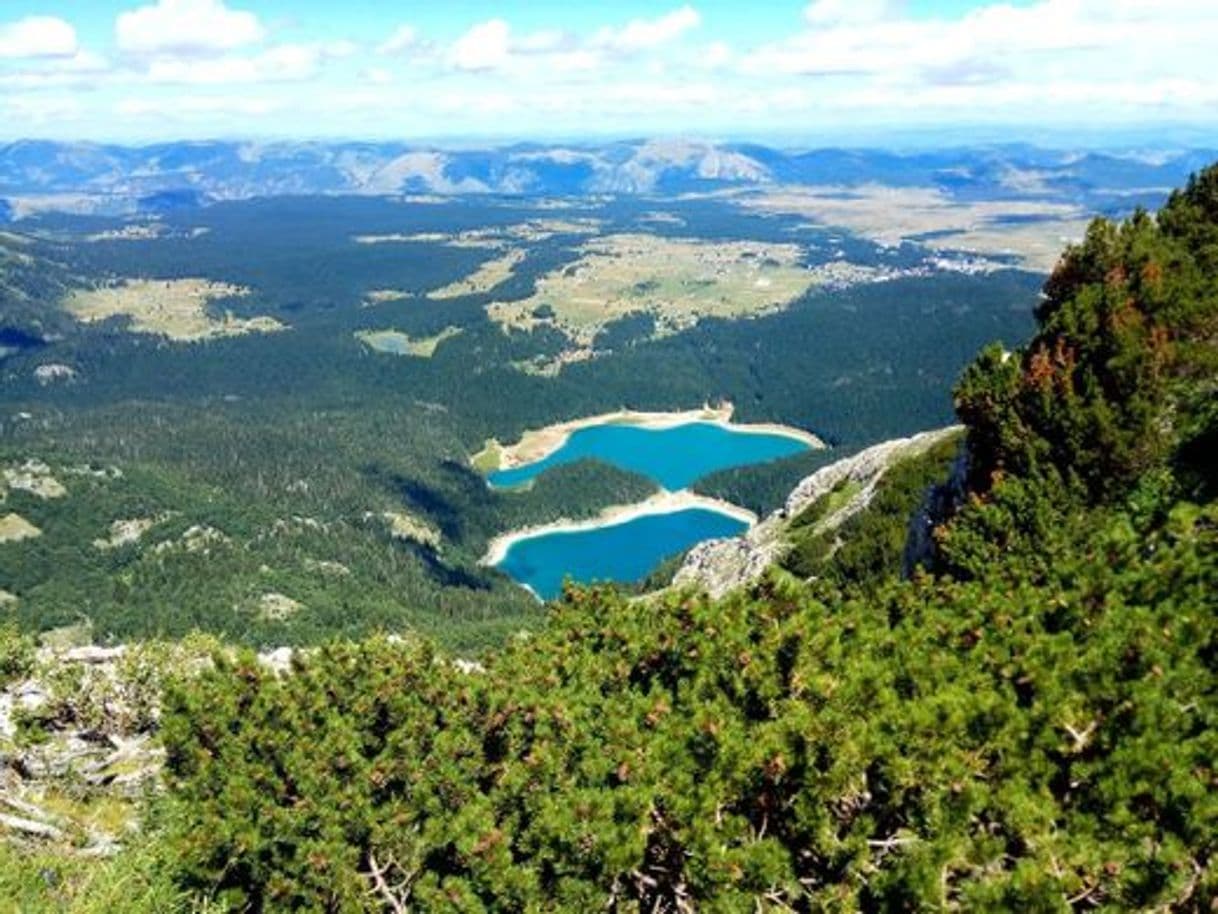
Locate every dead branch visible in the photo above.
<box><xmin>1062</xmin><ymin>720</ymin><xmax>1098</xmax><ymax>752</ymax></box>
<box><xmin>364</xmin><ymin>851</ymin><xmax>414</xmax><ymax>914</ymax></box>
<box><xmin>0</xmin><ymin>811</ymin><xmax>64</xmax><ymax>841</ymax></box>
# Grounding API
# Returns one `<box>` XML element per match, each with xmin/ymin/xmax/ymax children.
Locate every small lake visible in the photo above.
<box><xmin>488</xmin><ymin>421</ymin><xmax>811</xmax><ymax>490</ymax></box>
<box><xmin>496</xmin><ymin>507</ymin><xmax>748</xmax><ymax>600</ymax></box>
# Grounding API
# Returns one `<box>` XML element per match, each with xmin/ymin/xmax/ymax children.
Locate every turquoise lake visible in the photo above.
<box><xmin>488</xmin><ymin>421</ymin><xmax>810</xmax><ymax>490</ymax></box>
<box><xmin>496</xmin><ymin>508</ymin><xmax>748</xmax><ymax>600</ymax></box>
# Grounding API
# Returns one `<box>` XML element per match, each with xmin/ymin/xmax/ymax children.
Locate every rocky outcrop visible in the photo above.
<box><xmin>0</xmin><ymin>640</ymin><xmax>304</xmax><ymax>853</ymax></box>
<box><xmin>1</xmin><ymin>645</ymin><xmax>163</xmax><ymax>854</ymax></box>
<box><xmin>674</xmin><ymin>427</ymin><xmax>962</xmax><ymax>598</ymax></box>
<box><xmin>0</xmin><ymin>631</ymin><xmax>485</xmax><ymax>853</ymax></box>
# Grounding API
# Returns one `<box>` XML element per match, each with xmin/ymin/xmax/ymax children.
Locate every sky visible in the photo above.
<box><xmin>0</xmin><ymin>0</ymin><xmax>1216</xmax><ymax>144</ymax></box>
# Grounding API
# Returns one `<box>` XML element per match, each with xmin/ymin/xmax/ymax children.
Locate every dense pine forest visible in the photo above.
<box><xmin>1</xmin><ymin>193</ymin><xmax>1037</xmax><ymax>649</ymax></box>
<box><xmin>4</xmin><ymin>164</ymin><xmax>1213</xmax><ymax>911</ymax></box>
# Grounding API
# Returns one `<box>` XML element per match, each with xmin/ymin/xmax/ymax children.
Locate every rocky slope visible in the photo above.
<box><xmin>0</xmin><ymin>644</ymin><xmax>168</xmax><ymax>856</ymax></box>
<box><xmin>0</xmin><ymin>638</ymin><xmax>300</xmax><ymax>857</ymax></box>
<box><xmin>674</xmin><ymin>427</ymin><xmax>962</xmax><ymax>597</ymax></box>
<box><xmin>0</xmin><ymin>636</ymin><xmax>482</xmax><ymax>857</ymax></box>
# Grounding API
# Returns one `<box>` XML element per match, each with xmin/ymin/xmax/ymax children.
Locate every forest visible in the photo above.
<box><xmin>3</xmin><ymin>162</ymin><xmax>1213</xmax><ymax>912</ymax></box>
<box><xmin>1</xmin><ymin>192</ymin><xmax>1037</xmax><ymax>648</ymax></box>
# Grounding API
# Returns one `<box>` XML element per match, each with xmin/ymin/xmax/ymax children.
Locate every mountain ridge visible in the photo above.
<box><xmin>2</xmin><ymin>139</ymin><xmax>1215</xmax><ymax>217</ymax></box>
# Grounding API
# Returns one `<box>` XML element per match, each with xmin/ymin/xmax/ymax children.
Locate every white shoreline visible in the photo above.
<box><xmin>477</xmin><ymin>402</ymin><xmax>826</xmax><ymax>473</ymax></box>
<box><xmin>482</xmin><ymin>489</ymin><xmax>758</xmax><ymax>568</ymax></box>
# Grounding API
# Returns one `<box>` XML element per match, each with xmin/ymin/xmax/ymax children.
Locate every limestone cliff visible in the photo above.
<box><xmin>674</xmin><ymin>427</ymin><xmax>962</xmax><ymax>597</ymax></box>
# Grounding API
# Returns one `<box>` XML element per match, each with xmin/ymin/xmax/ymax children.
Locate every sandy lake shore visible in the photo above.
<box><xmin>481</xmin><ymin>489</ymin><xmax>759</xmax><ymax>567</ymax></box>
<box><xmin>473</xmin><ymin>403</ymin><xmax>826</xmax><ymax>472</ymax></box>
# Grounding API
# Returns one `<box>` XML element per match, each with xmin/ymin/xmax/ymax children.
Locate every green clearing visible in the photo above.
<box><xmin>355</xmin><ymin>326</ymin><xmax>463</xmax><ymax>357</ymax></box>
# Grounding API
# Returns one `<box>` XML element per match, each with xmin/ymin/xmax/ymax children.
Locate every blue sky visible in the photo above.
<box><xmin>0</xmin><ymin>0</ymin><xmax>1215</xmax><ymax>143</ymax></box>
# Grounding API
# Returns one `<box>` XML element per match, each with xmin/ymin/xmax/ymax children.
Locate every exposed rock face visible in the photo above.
<box><xmin>259</xmin><ymin>646</ymin><xmax>295</xmax><ymax>675</ymax></box>
<box><xmin>0</xmin><ymin>637</ymin><xmax>478</xmax><ymax>852</ymax></box>
<box><xmin>152</xmin><ymin>523</ymin><xmax>229</xmax><ymax>554</ymax></box>
<box><xmin>0</xmin><ymin>645</ymin><xmax>164</xmax><ymax>854</ymax></box>
<box><xmin>674</xmin><ymin>427</ymin><xmax>962</xmax><ymax>598</ymax></box>
<box><xmin>0</xmin><ymin>640</ymin><xmax>313</xmax><ymax>852</ymax></box>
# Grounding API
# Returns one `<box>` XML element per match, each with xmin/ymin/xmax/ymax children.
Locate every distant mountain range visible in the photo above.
<box><xmin>1</xmin><ymin>138</ymin><xmax>1215</xmax><ymax>217</ymax></box>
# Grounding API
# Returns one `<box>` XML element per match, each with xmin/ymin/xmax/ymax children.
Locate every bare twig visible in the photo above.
<box><xmin>1065</xmin><ymin>880</ymin><xmax>1104</xmax><ymax>908</ymax></box>
<box><xmin>866</xmin><ymin>835</ymin><xmax>918</xmax><ymax>850</ymax></box>
<box><xmin>1062</xmin><ymin>720</ymin><xmax>1098</xmax><ymax>752</ymax></box>
<box><xmin>364</xmin><ymin>852</ymin><xmax>409</xmax><ymax>914</ymax></box>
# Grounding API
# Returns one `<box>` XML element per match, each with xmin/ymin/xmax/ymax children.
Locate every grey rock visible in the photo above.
<box><xmin>258</xmin><ymin>646</ymin><xmax>294</xmax><ymax>675</ymax></box>
<box><xmin>674</xmin><ymin>427</ymin><xmax>962</xmax><ymax>598</ymax></box>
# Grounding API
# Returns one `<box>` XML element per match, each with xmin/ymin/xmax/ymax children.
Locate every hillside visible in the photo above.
<box><xmin>0</xmin><ymin>164</ymin><xmax>1214</xmax><ymax>911</ymax></box>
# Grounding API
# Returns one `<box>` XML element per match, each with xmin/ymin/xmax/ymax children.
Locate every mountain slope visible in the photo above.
<box><xmin>2</xmin><ymin>163</ymin><xmax>1215</xmax><ymax>912</ymax></box>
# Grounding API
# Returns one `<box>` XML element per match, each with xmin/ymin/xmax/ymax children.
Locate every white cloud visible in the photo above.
<box><xmin>804</xmin><ymin>0</ymin><xmax>893</xmax><ymax>26</ymax></box>
<box><xmin>812</xmin><ymin>76</ymin><xmax>1218</xmax><ymax>121</ymax></box>
<box><xmin>0</xmin><ymin>51</ymin><xmax>110</xmax><ymax>89</ymax></box>
<box><xmin>701</xmin><ymin>41</ymin><xmax>734</xmax><ymax>70</ymax></box>
<box><xmin>416</xmin><ymin>80</ymin><xmax>720</xmax><ymax>121</ymax></box>
<box><xmin>594</xmin><ymin>5</ymin><xmax>701</xmax><ymax>54</ymax></box>
<box><xmin>444</xmin><ymin>8</ymin><xmax>700</xmax><ymax>75</ymax></box>
<box><xmin>6</xmin><ymin>0</ymin><xmax>1217</xmax><ymax>140</ymax></box>
<box><xmin>744</xmin><ymin>0</ymin><xmax>1218</xmax><ymax>83</ymax></box>
<box><xmin>450</xmin><ymin>19</ymin><xmax>511</xmax><ymax>72</ymax></box>
<box><xmin>322</xmin><ymin>40</ymin><xmax>359</xmax><ymax>60</ymax></box>
<box><xmin>3</xmin><ymin>91</ymin><xmax>83</xmax><ymax>124</ymax></box>
<box><xmin>146</xmin><ymin>44</ymin><xmax>319</xmax><ymax>84</ymax></box>
<box><xmin>513</xmin><ymin>30</ymin><xmax>576</xmax><ymax>55</ymax></box>
<box><xmin>0</xmin><ymin>16</ymin><xmax>77</xmax><ymax>59</ymax></box>
<box><xmin>377</xmin><ymin>25</ymin><xmax>419</xmax><ymax>56</ymax></box>
<box><xmin>116</xmin><ymin>93</ymin><xmax>277</xmax><ymax>118</ymax></box>
<box><xmin>116</xmin><ymin>0</ymin><xmax>264</xmax><ymax>57</ymax></box>
<box><xmin>446</xmin><ymin>20</ymin><xmax>595</xmax><ymax>74</ymax></box>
